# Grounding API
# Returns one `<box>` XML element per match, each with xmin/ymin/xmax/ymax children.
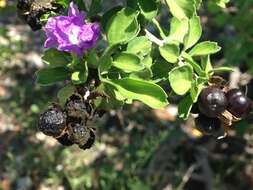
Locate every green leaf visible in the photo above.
<box><xmin>87</xmin><ymin>49</ymin><xmax>99</xmax><ymax>69</ymax></box>
<box><xmin>112</xmin><ymin>53</ymin><xmax>143</xmax><ymax>73</ymax></box>
<box><xmin>159</xmin><ymin>43</ymin><xmax>180</xmax><ymax>63</ymax></box>
<box><xmin>169</xmin><ymin>18</ymin><xmax>189</xmax><ymax>43</ymax></box>
<box><xmin>190</xmin><ymin>78</ymin><xmax>205</xmax><ymax>103</ymax></box>
<box><xmin>106</xmin><ymin>8</ymin><xmax>140</xmax><ymax>45</ymax></box>
<box><xmin>71</xmin><ymin>71</ymin><xmax>88</xmax><ymax>85</ymax></box>
<box><xmin>42</xmin><ymin>48</ymin><xmax>71</xmax><ymax>67</ymax></box>
<box><xmin>71</xmin><ymin>62</ymin><xmax>88</xmax><ymax>85</ymax></box>
<box><xmin>138</xmin><ymin>0</ymin><xmax>158</xmax><ymax>20</ymax></box>
<box><xmin>189</xmin><ymin>41</ymin><xmax>221</xmax><ymax>56</ymax></box>
<box><xmin>181</xmin><ymin>52</ymin><xmax>206</xmax><ymax>77</ymax></box>
<box><xmin>201</xmin><ymin>55</ymin><xmax>213</xmax><ymax>74</ymax></box>
<box><xmin>211</xmin><ymin>67</ymin><xmax>235</xmax><ymax>73</ymax></box>
<box><xmin>166</xmin><ymin>0</ymin><xmax>196</xmax><ymax>19</ymax></box>
<box><xmin>89</xmin><ymin>0</ymin><xmax>102</xmax><ymax>16</ymax></box>
<box><xmin>36</xmin><ymin>67</ymin><xmax>70</xmax><ymax>86</ymax></box>
<box><xmin>103</xmin><ymin>78</ymin><xmax>168</xmax><ymax>109</ymax></box>
<box><xmin>57</xmin><ymin>84</ymin><xmax>76</xmax><ymax>106</ymax></box>
<box><xmin>184</xmin><ymin>15</ymin><xmax>202</xmax><ymax>50</ymax></box>
<box><xmin>99</xmin><ymin>55</ymin><xmax>113</xmax><ymax>75</ymax></box>
<box><xmin>169</xmin><ymin>65</ymin><xmax>193</xmax><ymax>95</ymax></box>
<box><xmin>101</xmin><ymin>6</ymin><xmax>122</xmax><ymax>31</ymax></box>
<box><xmin>127</xmin><ymin>36</ymin><xmax>152</xmax><ymax>56</ymax></box>
<box><xmin>214</xmin><ymin>0</ymin><xmax>229</xmax><ymax>8</ymax></box>
<box><xmin>178</xmin><ymin>94</ymin><xmax>193</xmax><ymax>120</ymax></box>
<box><xmin>56</xmin><ymin>0</ymin><xmax>69</xmax><ymax>8</ymax></box>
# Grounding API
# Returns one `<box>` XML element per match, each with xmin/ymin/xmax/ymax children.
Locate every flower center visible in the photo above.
<box><xmin>68</xmin><ymin>25</ymin><xmax>80</xmax><ymax>45</ymax></box>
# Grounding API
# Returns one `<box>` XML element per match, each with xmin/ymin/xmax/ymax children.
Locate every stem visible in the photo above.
<box><xmin>145</xmin><ymin>29</ymin><xmax>165</xmax><ymax>46</ymax></box>
<box><xmin>152</xmin><ymin>18</ymin><xmax>167</xmax><ymax>39</ymax></box>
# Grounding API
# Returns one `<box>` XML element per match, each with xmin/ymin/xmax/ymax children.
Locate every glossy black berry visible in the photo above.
<box><xmin>38</xmin><ymin>104</ymin><xmax>66</xmax><ymax>137</ymax></box>
<box><xmin>226</xmin><ymin>89</ymin><xmax>252</xmax><ymax>118</ymax></box>
<box><xmin>198</xmin><ymin>87</ymin><xmax>227</xmax><ymax>117</ymax></box>
<box><xmin>195</xmin><ymin>114</ymin><xmax>223</xmax><ymax>137</ymax></box>
<box><xmin>68</xmin><ymin>122</ymin><xmax>95</xmax><ymax>150</ymax></box>
<box><xmin>56</xmin><ymin>133</ymin><xmax>74</xmax><ymax>146</ymax></box>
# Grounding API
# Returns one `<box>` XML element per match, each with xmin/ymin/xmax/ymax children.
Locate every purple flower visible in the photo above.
<box><xmin>44</xmin><ymin>2</ymin><xmax>100</xmax><ymax>57</ymax></box>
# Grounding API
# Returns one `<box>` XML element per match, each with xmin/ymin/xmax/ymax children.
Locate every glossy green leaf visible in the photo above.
<box><xmin>71</xmin><ymin>62</ymin><xmax>88</xmax><ymax>85</ymax></box>
<box><xmin>190</xmin><ymin>79</ymin><xmax>205</xmax><ymax>103</ymax></box>
<box><xmin>181</xmin><ymin>52</ymin><xmax>206</xmax><ymax>77</ymax></box>
<box><xmin>127</xmin><ymin>36</ymin><xmax>152</xmax><ymax>56</ymax></box>
<box><xmin>104</xmin><ymin>78</ymin><xmax>168</xmax><ymax>109</ymax></box>
<box><xmin>36</xmin><ymin>67</ymin><xmax>70</xmax><ymax>86</ymax></box>
<box><xmin>106</xmin><ymin>8</ymin><xmax>140</xmax><ymax>45</ymax></box>
<box><xmin>138</xmin><ymin>0</ymin><xmax>158</xmax><ymax>20</ymax></box>
<box><xmin>159</xmin><ymin>43</ymin><xmax>180</xmax><ymax>64</ymax></box>
<box><xmin>166</xmin><ymin>0</ymin><xmax>196</xmax><ymax>19</ymax></box>
<box><xmin>201</xmin><ymin>55</ymin><xmax>213</xmax><ymax>75</ymax></box>
<box><xmin>57</xmin><ymin>84</ymin><xmax>76</xmax><ymax>106</ymax></box>
<box><xmin>42</xmin><ymin>48</ymin><xmax>71</xmax><ymax>67</ymax></box>
<box><xmin>189</xmin><ymin>41</ymin><xmax>221</xmax><ymax>56</ymax></box>
<box><xmin>178</xmin><ymin>94</ymin><xmax>193</xmax><ymax>120</ymax></box>
<box><xmin>184</xmin><ymin>15</ymin><xmax>202</xmax><ymax>50</ymax></box>
<box><xmin>169</xmin><ymin>18</ymin><xmax>189</xmax><ymax>43</ymax></box>
<box><xmin>113</xmin><ymin>53</ymin><xmax>143</xmax><ymax>73</ymax></box>
<box><xmin>169</xmin><ymin>65</ymin><xmax>193</xmax><ymax>95</ymax></box>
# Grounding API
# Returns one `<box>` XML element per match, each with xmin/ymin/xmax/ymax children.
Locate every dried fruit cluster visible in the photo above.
<box><xmin>17</xmin><ymin>0</ymin><xmax>62</xmax><ymax>30</ymax></box>
<box><xmin>194</xmin><ymin>77</ymin><xmax>252</xmax><ymax>138</ymax></box>
<box><xmin>38</xmin><ymin>89</ymin><xmax>101</xmax><ymax>150</ymax></box>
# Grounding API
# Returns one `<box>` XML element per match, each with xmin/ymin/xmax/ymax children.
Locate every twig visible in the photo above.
<box><xmin>176</xmin><ymin>164</ymin><xmax>199</xmax><ymax>190</ymax></box>
<box><xmin>145</xmin><ymin>29</ymin><xmax>165</xmax><ymax>46</ymax></box>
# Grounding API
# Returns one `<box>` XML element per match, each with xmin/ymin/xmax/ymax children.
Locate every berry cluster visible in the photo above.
<box><xmin>38</xmin><ymin>89</ymin><xmax>100</xmax><ymax>150</ymax></box>
<box><xmin>17</xmin><ymin>0</ymin><xmax>62</xmax><ymax>31</ymax></box>
<box><xmin>195</xmin><ymin>84</ymin><xmax>252</xmax><ymax>138</ymax></box>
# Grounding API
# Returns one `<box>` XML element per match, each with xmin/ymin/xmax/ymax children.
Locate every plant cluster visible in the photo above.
<box><xmin>16</xmin><ymin>0</ymin><xmax>252</xmax><ymax>148</ymax></box>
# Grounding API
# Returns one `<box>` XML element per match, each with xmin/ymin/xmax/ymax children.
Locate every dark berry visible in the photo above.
<box><xmin>17</xmin><ymin>0</ymin><xmax>33</xmax><ymax>10</ymax></box>
<box><xmin>17</xmin><ymin>0</ymin><xmax>63</xmax><ymax>31</ymax></box>
<box><xmin>226</xmin><ymin>89</ymin><xmax>252</xmax><ymax>118</ymax></box>
<box><xmin>38</xmin><ymin>104</ymin><xmax>66</xmax><ymax>137</ymax></box>
<box><xmin>56</xmin><ymin>133</ymin><xmax>74</xmax><ymax>146</ymax></box>
<box><xmin>68</xmin><ymin>122</ymin><xmax>95</xmax><ymax>149</ymax></box>
<box><xmin>195</xmin><ymin>114</ymin><xmax>224</xmax><ymax>137</ymax></box>
<box><xmin>65</xmin><ymin>94</ymin><xmax>92</xmax><ymax>118</ymax></box>
<box><xmin>79</xmin><ymin>130</ymin><xmax>95</xmax><ymax>150</ymax></box>
<box><xmin>198</xmin><ymin>87</ymin><xmax>227</xmax><ymax>117</ymax></box>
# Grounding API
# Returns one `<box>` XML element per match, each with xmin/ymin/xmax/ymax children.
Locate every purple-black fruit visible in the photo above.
<box><xmin>198</xmin><ymin>87</ymin><xmax>227</xmax><ymax>117</ymax></box>
<box><xmin>56</xmin><ymin>133</ymin><xmax>74</xmax><ymax>146</ymax></box>
<box><xmin>65</xmin><ymin>94</ymin><xmax>92</xmax><ymax>119</ymax></box>
<box><xmin>226</xmin><ymin>89</ymin><xmax>252</xmax><ymax>118</ymax></box>
<box><xmin>38</xmin><ymin>104</ymin><xmax>66</xmax><ymax>137</ymax></box>
<box><xmin>68</xmin><ymin>122</ymin><xmax>95</xmax><ymax>150</ymax></box>
<box><xmin>195</xmin><ymin>114</ymin><xmax>224</xmax><ymax>137</ymax></box>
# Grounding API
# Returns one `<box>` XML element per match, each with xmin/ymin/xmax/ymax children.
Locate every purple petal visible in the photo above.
<box><xmin>43</xmin><ymin>2</ymin><xmax>100</xmax><ymax>57</ymax></box>
<box><xmin>58</xmin><ymin>44</ymin><xmax>83</xmax><ymax>57</ymax></box>
<box><xmin>44</xmin><ymin>38</ymin><xmax>57</xmax><ymax>48</ymax></box>
<box><xmin>68</xmin><ymin>1</ymin><xmax>86</xmax><ymax>23</ymax></box>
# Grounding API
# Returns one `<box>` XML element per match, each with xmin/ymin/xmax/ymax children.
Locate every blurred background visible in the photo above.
<box><xmin>0</xmin><ymin>0</ymin><xmax>253</xmax><ymax>189</ymax></box>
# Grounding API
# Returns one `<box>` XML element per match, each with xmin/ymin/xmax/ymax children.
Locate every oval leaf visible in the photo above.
<box><xmin>189</xmin><ymin>41</ymin><xmax>221</xmax><ymax>56</ymax></box>
<box><xmin>184</xmin><ymin>15</ymin><xmax>202</xmax><ymax>50</ymax></box>
<box><xmin>169</xmin><ymin>65</ymin><xmax>193</xmax><ymax>95</ymax></box>
<box><xmin>159</xmin><ymin>43</ymin><xmax>180</xmax><ymax>63</ymax></box>
<box><xmin>166</xmin><ymin>0</ymin><xmax>196</xmax><ymax>19</ymax></box>
<box><xmin>104</xmin><ymin>78</ymin><xmax>168</xmax><ymax>109</ymax></box>
<box><xmin>106</xmin><ymin>8</ymin><xmax>140</xmax><ymax>45</ymax></box>
<box><xmin>113</xmin><ymin>53</ymin><xmax>143</xmax><ymax>73</ymax></box>
<box><xmin>36</xmin><ymin>67</ymin><xmax>70</xmax><ymax>86</ymax></box>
